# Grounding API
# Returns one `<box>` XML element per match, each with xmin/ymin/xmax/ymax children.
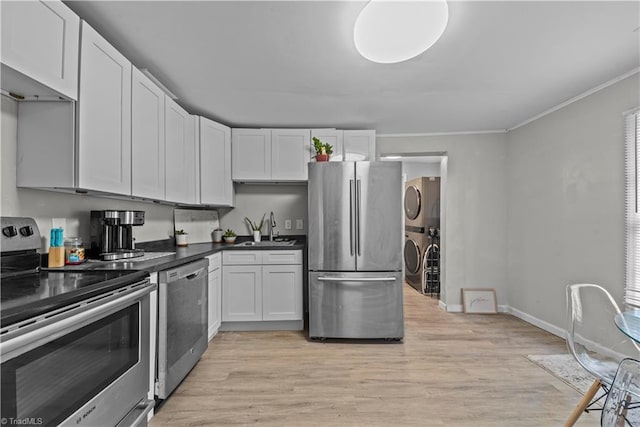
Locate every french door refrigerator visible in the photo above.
<box><xmin>308</xmin><ymin>161</ymin><xmax>404</xmax><ymax>340</ymax></box>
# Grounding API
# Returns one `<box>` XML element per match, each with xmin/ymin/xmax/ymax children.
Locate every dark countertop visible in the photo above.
<box><xmin>2</xmin><ymin>236</ymin><xmax>306</xmax><ymax>326</ymax></box>
<box><xmin>46</xmin><ymin>236</ymin><xmax>307</xmax><ymax>273</ymax></box>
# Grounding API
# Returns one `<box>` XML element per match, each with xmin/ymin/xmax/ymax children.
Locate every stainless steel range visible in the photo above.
<box><xmin>0</xmin><ymin>217</ymin><xmax>156</xmax><ymax>426</ymax></box>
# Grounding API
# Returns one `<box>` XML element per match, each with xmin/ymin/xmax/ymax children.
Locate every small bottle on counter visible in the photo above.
<box><xmin>64</xmin><ymin>237</ymin><xmax>85</xmax><ymax>265</ymax></box>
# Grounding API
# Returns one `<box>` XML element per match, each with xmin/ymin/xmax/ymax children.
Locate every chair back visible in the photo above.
<box><xmin>566</xmin><ymin>284</ymin><xmax>639</xmax><ymax>385</ymax></box>
<box><xmin>602</xmin><ymin>358</ymin><xmax>640</xmax><ymax>427</ymax></box>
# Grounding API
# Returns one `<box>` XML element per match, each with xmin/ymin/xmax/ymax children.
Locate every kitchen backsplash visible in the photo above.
<box><xmin>219</xmin><ymin>184</ymin><xmax>308</xmax><ymax>237</ymax></box>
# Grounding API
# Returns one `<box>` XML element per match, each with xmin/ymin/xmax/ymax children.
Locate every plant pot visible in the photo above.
<box><xmin>223</xmin><ymin>236</ymin><xmax>236</xmax><ymax>244</ymax></box>
<box><xmin>176</xmin><ymin>234</ymin><xmax>188</xmax><ymax>247</ymax></box>
<box><xmin>315</xmin><ymin>154</ymin><xmax>330</xmax><ymax>162</ymax></box>
<box><xmin>253</xmin><ymin>230</ymin><xmax>261</xmax><ymax>242</ymax></box>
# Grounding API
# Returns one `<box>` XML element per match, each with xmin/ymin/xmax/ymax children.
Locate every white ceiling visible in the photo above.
<box><xmin>64</xmin><ymin>1</ymin><xmax>640</xmax><ymax>134</ymax></box>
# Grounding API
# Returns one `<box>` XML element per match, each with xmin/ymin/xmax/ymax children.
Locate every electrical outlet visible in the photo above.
<box><xmin>296</xmin><ymin>219</ymin><xmax>303</xmax><ymax>230</ymax></box>
<box><xmin>284</xmin><ymin>219</ymin><xmax>292</xmax><ymax>230</ymax></box>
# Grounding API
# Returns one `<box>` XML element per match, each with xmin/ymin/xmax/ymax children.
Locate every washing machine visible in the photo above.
<box><xmin>405</xmin><ymin>230</ymin><xmax>440</xmax><ymax>294</ymax></box>
<box><xmin>404</xmin><ymin>176</ymin><xmax>441</xmax><ymax>230</ymax></box>
<box><xmin>404</xmin><ymin>230</ymin><xmax>428</xmax><ymax>293</ymax></box>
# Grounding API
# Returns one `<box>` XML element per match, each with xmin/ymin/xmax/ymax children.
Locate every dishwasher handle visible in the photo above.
<box><xmin>162</xmin><ymin>259</ymin><xmax>209</xmax><ymax>283</ymax></box>
<box><xmin>186</xmin><ymin>269</ymin><xmax>204</xmax><ymax>280</ymax></box>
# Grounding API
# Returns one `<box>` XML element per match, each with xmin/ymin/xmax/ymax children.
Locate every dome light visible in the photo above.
<box><xmin>354</xmin><ymin>0</ymin><xmax>449</xmax><ymax>64</ymax></box>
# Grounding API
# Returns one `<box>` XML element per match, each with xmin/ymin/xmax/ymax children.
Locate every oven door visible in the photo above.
<box><xmin>1</xmin><ymin>280</ymin><xmax>155</xmax><ymax>427</ymax></box>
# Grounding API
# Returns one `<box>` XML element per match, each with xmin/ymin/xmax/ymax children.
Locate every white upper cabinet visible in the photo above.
<box><xmin>271</xmin><ymin>129</ymin><xmax>310</xmax><ymax>181</ymax></box>
<box><xmin>165</xmin><ymin>97</ymin><xmax>198</xmax><ymax>204</ymax></box>
<box><xmin>232</xmin><ymin>129</ymin><xmax>271</xmax><ymax>181</ymax></box>
<box><xmin>232</xmin><ymin>128</ymin><xmax>310</xmax><ymax>182</ymax></box>
<box><xmin>131</xmin><ymin>67</ymin><xmax>165</xmax><ymax>200</ymax></box>
<box><xmin>311</xmin><ymin>129</ymin><xmax>343</xmax><ymax>162</ymax></box>
<box><xmin>343</xmin><ymin>130</ymin><xmax>376</xmax><ymax>161</ymax></box>
<box><xmin>200</xmin><ymin>117</ymin><xmax>233</xmax><ymax>206</ymax></box>
<box><xmin>1</xmin><ymin>0</ymin><xmax>80</xmax><ymax>100</ymax></box>
<box><xmin>77</xmin><ymin>21</ymin><xmax>132</xmax><ymax>195</ymax></box>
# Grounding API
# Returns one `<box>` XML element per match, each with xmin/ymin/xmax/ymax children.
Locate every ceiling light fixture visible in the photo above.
<box><xmin>354</xmin><ymin>0</ymin><xmax>449</xmax><ymax>64</ymax></box>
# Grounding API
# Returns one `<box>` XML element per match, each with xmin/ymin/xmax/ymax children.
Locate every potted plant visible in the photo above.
<box><xmin>245</xmin><ymin>214</ymin><xmax>266</xmax><ymax>242</ymax></box>
<box><xmin>223</xmin><ymin>229</ymin><xmax>237</xmax><ymax>243</ymax></box>
<box><xmin>175</xmin><ymin>229</ymin><xmax>188</xmax><ymax>247</ymax></box>
<box><xmin>212</xmin><ymin>227</ymin><xmax>224</xmax><ymax>243</ymax></box>
<box><xmin>313</xmin><ymin>137</ymin><xmax>333</xmax><ymax>162</ymax></box>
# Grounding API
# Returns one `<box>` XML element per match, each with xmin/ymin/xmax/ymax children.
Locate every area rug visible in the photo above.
<box><xmin>528</xmin><ymin>354</ymin><xmax>640</xmax><ymax>424</ymax></box>
<box><xmin>526</xmin><ymin>353</ymin><xmax>597</xmax><ymax>395</ymax></box>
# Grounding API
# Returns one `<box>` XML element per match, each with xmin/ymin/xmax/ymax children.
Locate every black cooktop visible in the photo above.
<box><xmin>1</xmin><ymin>269</ymin><xmax>149</xmax><ymax>327</ymax></box>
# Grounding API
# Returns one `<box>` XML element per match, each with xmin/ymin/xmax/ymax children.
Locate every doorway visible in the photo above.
<box><xmin>380</xmin><ymin>152</ymin><xmax>448</xmax><ymax>306</ymax></box>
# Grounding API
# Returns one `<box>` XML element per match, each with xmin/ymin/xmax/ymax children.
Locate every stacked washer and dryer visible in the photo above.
<box><xmin>404</xmin><ymin>176</ymin><xmax>441</xmax><ymax>295</ymax></box>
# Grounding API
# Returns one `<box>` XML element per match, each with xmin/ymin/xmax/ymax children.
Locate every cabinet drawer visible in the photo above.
<box><xmin>206</xmin><ymin>252</ymin><xmax>222</xmax><ymax>271</ymax></box>
<box><xmin>223</xmin><ymin>251</ymin><xmax>263</xmax><ymax>265</ymax></box>
<box><xmin>262</xmin><ymin>250</ymin><xmax>302</xmax><ymax>265</ymax></box>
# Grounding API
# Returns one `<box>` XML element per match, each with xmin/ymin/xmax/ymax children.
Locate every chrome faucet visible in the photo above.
<box><xmin>269</xmin><ymin>211</ymin><xmax>276</xmax><ymax>241</ymax></box>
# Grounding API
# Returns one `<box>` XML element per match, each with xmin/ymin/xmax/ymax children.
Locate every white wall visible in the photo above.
<box><xmin>403</xmin><ymin>161</ymin><xmax>441</xmax><ymax>181</ymax></box>
<box><xmin>218</xmin><ymin>183</ymin><xmax>308</xmax><ymax>237</ymax></box>
<box><xmin>377</xmin><ymin>133</ymin><xmax>509</xmax><ymax>309</ymax></box>
<box><xmin>506</xmin><ymin>74</ymin><xmax>639</xmax><ymax>332</ymax></box>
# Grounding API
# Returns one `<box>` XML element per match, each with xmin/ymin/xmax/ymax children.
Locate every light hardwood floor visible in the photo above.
<box><xmin>150</xmin><ymin>284</ymin><xmax>600</xmax><ymax>426</ymax></box>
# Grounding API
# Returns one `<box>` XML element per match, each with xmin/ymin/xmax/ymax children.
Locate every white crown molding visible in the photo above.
<box><xmin>378</xmin><ymin>129</ymin><xmax>507</xmax><ymax>138</ymax></box>
<box><xmin>508</xmin><ymin>67</ymin><xmax>640</xmax><ymax>131</ymax></box>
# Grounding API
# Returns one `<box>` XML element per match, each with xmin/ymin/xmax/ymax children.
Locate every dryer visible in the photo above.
<box><xmin>404</xmin><ymin>176</ymin><xmax>441</xmax><ymax>230</ymax></box>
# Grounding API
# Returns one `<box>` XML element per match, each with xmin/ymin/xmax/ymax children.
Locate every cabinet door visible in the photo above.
<box><xmin>262</xmin><ymin>264</ymin><xmax>302</xmax><ymax>321</ymax></box>
<box><xmin>165</xmin><ymin>98</ymin><xmax>198</xmax><ymax>204</ymax></box>
<box><xmin>132</xmin><ymin>67</ymin><xmax>165</xmax><ymax>200</ymax></box>
<box><xmin>231</xmin><ymin>129</ymin><xmax>271</xmax><ymax>181</ymax></box>
<box><xmin>222</xmin><ymin>251</ymin><xmax>262</xmax><ymax>265</ymax></box>
<box><xmin>1</xmin><ymin>0</ymin><xmax>79</xmax><ymax>100</ymax></box>
<box><xmin>343</xmin><ymin>130</ymin><xmax>376</xmax><ymax>161</ymax></box>
<box><xmin>200</xmin><ymin>117</ymin><xmax>233</xmax><ymax>205</ymax></box>
<box><xmin>222</xmin><ymin>265</ymin><xmax>262</xmax><ymax>321</ymax></box>
<box><xmin>271</xmin><ymin>129</ymin><xmax>310</xmax><ymax>181</ymax></box>
<box><xmin>207</xmin><ymin>253</ymin><xmax>222</xmax><ymax>340</ymax></box>
<box><xmin>262</xmin><ymin>250</ymin><xmax>302</xmax><ymax>265</ymax></box>
<box><xmin>77</xmin><ymin>22</ymin><xmax>131</xmax><ymax>195</ymax></box>
<box><xmin>311</xmin><ymin>129</ymin><xmax>343</xmax><ymax>162</ymax></box>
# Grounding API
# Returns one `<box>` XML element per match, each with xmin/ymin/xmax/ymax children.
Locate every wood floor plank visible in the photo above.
<box><xmin>150</xmin><ymin>284</ymin><xmax>600</xmax><ymax>426</ymax></box>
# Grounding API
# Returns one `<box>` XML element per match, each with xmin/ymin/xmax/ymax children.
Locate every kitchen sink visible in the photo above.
<box><xmin>234</xmin><ymin>240</ymin><xmax>296</xmax><ymax>247</ymax></box>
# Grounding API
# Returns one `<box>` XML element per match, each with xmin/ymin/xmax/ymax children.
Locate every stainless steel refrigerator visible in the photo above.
<box><xmin>308</xmin><ymin>161</ymin><xmax>404</xmax><ymax>340</ymax></box>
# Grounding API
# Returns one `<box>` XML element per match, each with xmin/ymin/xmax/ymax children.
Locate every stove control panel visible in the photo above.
<box><xmin>1</xmin><ymin>217</ymin><xmax>41</xmax><ymax>252</ymax></box>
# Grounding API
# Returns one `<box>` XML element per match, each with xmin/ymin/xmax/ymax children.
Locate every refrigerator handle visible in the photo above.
<box><xmin>356</xmin><ymin>179</ymin><xmax>361</xmax><ymax>256</ymax></box>
<box><xmin>350</xmin><ymin>179</ymin><xmax>355</xmax><ymax>256</ymax></box>
<box><xmin>318</xmin><ymin>276</ymin><xmax>397</xmax><ymax>282</ymax></box>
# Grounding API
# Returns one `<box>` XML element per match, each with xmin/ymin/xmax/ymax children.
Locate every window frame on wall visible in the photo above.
<box><xmin>624</xmin><ymin>108</ymin><xmax>640</xmax><ymax>306</ymax></box>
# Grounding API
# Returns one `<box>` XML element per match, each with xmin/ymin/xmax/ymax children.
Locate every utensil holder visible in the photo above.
<box><xmin>48</xmin><ymin>247</ymin><xmax>65</xmax><ymax>268</ymax></box>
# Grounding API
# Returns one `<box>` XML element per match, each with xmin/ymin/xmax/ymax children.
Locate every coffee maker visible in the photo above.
<box><xmin>89</xmin><ymin>210</ymin><xmax>145</xmax><ymax>260</ymax></box>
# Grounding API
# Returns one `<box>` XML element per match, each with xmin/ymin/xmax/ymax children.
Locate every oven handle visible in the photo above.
<box><xmin>1</xmin><ymin>282</ymin><xmax>155</xmax><ymax>360</ymax></box>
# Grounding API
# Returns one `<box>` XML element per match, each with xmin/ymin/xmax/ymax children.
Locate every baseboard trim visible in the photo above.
<box><xmin>506</xmin><ymin>306</ymin><xmax>566</xmax><ymax>339</ymax></box>
<box><xmin>438</xmin><ymin>302</ymin><xmax>509</xmax><ymax>313</ymax></box>
<box><xmin>220</xmin><ymin>320</ymin><xmax>303</xmax><ymax>332</ymax></box>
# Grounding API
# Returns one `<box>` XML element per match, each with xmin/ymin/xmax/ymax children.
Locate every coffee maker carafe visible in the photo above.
<box><xmin>89</xmin><ymin>210</ymin><xmax>145</xmax><ymax>260</ymax></box>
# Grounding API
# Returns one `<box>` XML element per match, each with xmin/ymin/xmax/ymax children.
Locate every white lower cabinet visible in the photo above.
<box><xmin>206</xmin><ymin>253</ymin><xmax>222</xmax><ymax>340</ymax></box>
<box><xmin>221</xmin><ymin>250</ymin><xmax>303</xmax><ymax>330</ymax></box>
<box><xmin>222</xmin><ymin>265</ymin><xmax>262</xmax><ymax>321</ymax></box>
<box><xmin>262</xmin><ymin>265</ymin><xmax>302</xmax><ymax>321</ymax></box>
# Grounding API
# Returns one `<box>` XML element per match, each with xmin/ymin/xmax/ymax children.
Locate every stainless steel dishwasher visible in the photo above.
<box><xmin>156</xmin><ymin>258</ymin><xmax>208</xmax><ymax>400</ymax></box>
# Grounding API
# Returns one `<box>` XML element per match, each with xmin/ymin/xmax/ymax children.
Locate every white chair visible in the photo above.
<box><xmin>602</xmin><ymin>358</ymin><xmax>640</xmax><ymax>427</ymax></box>
<box><xmin>565</xmin><ymin>284</ymin><xmax>640</xmax><ymax>426</ymax></box>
